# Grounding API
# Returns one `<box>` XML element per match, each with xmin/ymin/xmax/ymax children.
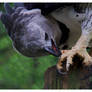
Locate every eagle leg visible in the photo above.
<box><xmin>57</xmin><ymin>8</ymin><xmax>92</xmax><ymax>73</ymax></box>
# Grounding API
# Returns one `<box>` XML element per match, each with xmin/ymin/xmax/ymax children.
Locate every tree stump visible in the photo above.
<box><xmin>44</xmin><ymin>49</ymin><xmax>92</xmax><ymax>89</ymax></box>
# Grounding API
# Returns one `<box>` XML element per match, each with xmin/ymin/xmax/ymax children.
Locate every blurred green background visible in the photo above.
<box><xmin>0</xmin><ymin>3</ymin><xmax>58</xmax><ymax>89</ymax></box>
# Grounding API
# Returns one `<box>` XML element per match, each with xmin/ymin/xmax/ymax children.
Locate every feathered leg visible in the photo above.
<box><xmin>57</xmin><ymin>7</ymin><xmax>92</xmax><ymax>73</ymax></box>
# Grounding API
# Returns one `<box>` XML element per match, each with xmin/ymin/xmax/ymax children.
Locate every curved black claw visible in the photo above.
<box><xmin>57</xmin><ymin>69</ymin><xmax>67</xmax><ymax>75</ymax></box>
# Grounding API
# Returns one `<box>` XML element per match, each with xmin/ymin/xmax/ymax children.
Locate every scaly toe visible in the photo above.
<box><xmin>83</xmin><ymin>57</ymin><xmax>92</xmax><ymax>66</ymax></box>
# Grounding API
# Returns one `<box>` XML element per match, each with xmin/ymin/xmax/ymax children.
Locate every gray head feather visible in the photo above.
<box><xmin>14</xmin><ymin>3</ymin><xmax>25</xmax><ymax>8</ymax></box>
<box><xmin>4</xmin><ymin>3</ymin><xmax>15</xmax><ymax>15</ymax></box>
<box><xmin>1</xmin><ymin>4</ymin><xmax>61</xmax><ymax>57</ymax></box>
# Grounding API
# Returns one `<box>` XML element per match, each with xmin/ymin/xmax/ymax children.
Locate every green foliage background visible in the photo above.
<box><xmin>0</xmin><ymin>3</ymin><xmax>58</xmax><ymax>89</ymax></box>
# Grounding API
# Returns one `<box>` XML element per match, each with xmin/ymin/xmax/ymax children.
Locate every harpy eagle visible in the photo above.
<box><xmin>0</xmin><ymin>3</ymin><xmax>92</xmax><ymax>72</ymax></box>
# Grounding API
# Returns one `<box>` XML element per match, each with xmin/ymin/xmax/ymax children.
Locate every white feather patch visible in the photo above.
<box><xmin>51</xmin><ymin>6</ymin><xmax>86</xmax><ymax>48</ymax></box>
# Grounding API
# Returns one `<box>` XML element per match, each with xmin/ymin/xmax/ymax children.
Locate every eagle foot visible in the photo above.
<box><xmin>57</xmin><ymin>48</ymin><xmax>92</xmax><ymax>74</ymax></box>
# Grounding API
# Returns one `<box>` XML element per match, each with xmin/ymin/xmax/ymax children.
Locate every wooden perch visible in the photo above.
<box><xmin>44</xmin><ymin>49</ymin><xmax>92</xmax><ymax>89</ymax></box>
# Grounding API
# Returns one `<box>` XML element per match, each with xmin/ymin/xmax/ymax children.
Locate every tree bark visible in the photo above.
<box><xmin>44</xmin><ymin>49</ymin><xmax>92</xmax><ymax>89</ymax></box>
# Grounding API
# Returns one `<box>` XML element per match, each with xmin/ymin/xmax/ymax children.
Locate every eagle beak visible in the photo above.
<box><xmin>45</xmin><ymin>39</ymin><xmax>61</xmax><ymax>57</ymax></box>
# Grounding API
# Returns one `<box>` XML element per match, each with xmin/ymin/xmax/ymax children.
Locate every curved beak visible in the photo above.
<box><xmin>45</xmin><ymin>39</ymin><xmax>61</xmax><ymax>57</ymax></box>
